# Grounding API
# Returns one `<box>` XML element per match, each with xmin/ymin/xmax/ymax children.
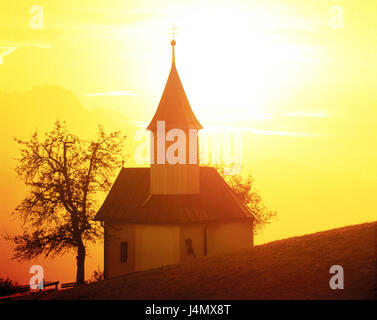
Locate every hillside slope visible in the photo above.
<box><xmin>40</xmin><ymin>222</ymin><xmax>377</xmax><ymax>300</ymax></box>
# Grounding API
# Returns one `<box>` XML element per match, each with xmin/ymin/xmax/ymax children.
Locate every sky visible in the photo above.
<box><xmin>0</xmin><ymin>0</ymin><xmax>376</xmax><ymax>284</ymax></box>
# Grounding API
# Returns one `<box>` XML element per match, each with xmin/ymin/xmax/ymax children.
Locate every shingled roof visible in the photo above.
<box><xmin>94</xmin><ymin>167</ymin><xmax>253</xmax><ymax>224</ymax></box>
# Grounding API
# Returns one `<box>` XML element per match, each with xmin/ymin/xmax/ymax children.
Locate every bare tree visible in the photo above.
<box><xmin>7</xmin><ymin>121</ymin><xmax>125</xmax><ymax>284</ymax></box>
<box><xmin>217</xmin><ymin>168</ymin><xmax>277</xmax><ymax>234</ymax></box>
<box><xmin>88</xmin><ymin>266</ymin><xmax>104</xmax><ymax>283</ymax></box>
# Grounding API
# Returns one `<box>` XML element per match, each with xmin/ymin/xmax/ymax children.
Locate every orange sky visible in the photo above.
<box><xmin>1</xmin><ymin>0</ymin><xmax>376</xmax><ymax>284</ymax></box>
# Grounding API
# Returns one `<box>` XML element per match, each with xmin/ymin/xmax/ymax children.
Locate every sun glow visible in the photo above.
<box><xmin>122</xmin><ymin>4</ymin><xmax>325</xmax><ymax>125</ymax></box>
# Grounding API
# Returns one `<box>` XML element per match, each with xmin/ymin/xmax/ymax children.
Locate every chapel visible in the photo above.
<box><xmin>94</xmin><ymin>38</ymin><xmax>254</xmax><ymax>279</ymax></box>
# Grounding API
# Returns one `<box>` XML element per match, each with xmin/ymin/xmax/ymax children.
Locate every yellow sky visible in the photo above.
<box><xmin>0</xmin><ymin>0</ymin><xmax>376</xmax><ymax>283</ymax></box>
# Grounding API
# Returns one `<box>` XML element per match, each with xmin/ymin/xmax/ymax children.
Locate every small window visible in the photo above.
<box><xmin>185</xmin><ymin>238</ymin><xmax>196</xmax><ymax>258</ymax></box>
<box><xmin>120</xmin><ymin>242</ymin><xmax>128</xmax><ymax>263</ymax></box>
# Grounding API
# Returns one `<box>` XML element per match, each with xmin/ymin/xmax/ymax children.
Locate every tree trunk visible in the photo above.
<box><xmin>75</xmin><ymin>241</ymin><xmax>86</xmax><ymax>284</ymax></box>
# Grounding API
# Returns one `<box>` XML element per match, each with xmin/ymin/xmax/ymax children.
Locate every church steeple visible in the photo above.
<box><xmin>147</xmin><ymin>39</ymin><xmax>202</xmax><ymax>131</ymax></box>
<box><xmin>147</xmin><ymin>37</ymin><xmax>202</xmax><ymax>195</ymax></box>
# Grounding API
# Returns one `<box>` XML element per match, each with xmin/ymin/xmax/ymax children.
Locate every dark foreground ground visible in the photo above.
<box><xmin>26</xmin><ymin>221</ymin><xmax>377</xmax><ymax>299</ymax></box>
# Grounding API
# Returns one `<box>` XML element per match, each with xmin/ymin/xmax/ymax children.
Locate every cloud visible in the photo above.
<box><xmin>0</xmin><ymin>41</ymin><xmax>51</xmax><ymax>49</ymax></box>
<box><xmin>282</xmin><ymin>112</ymin><xmax>329</xmax><ymax>118</ymax></box>
<box><xmin>84</xmin><ymin>90</ymin><xmax>137</xmax><ymax>97</ymax></box>
<box><xmin>0</xmin><ymin>47</ymin><xmax>17</xmax><ymax>64</ymax></box>
<box><xmin>242</xmin><ymin>128</ymin><xmax>328</xmax><ymax>137</ymax></box>
<box><xmin>0</xmin><ymin>41</ymin><xmax>51</xmax><ymax>64</ymax></box>
<box><xmin>221</xmin><ymin>126</ymin><xmax>329</xmax><ymax>137</ymax></box>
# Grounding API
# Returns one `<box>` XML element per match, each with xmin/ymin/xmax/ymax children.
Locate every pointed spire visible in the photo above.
<box><xmin>147</xmin><ymin>36</ymin><xmax>202</xmax><ymax>131</ymax></box>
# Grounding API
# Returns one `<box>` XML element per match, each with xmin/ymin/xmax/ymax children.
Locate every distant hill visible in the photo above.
<box><xmin>0</xmin><ymin>86</ymin><xmax>130</xmax><ymax>140</ymax></box>
<box><xmin>33</xmin><ymin>221</ymin><xmax>376</xmax><ymax>300</ymax></box>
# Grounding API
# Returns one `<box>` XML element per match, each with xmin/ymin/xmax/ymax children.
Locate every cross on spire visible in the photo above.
<box><xmin>169</xmin><ymin>25</ymin><xmax>177</xmax><ymax>65</ymax></box>
<box><xmin>170</xmin><ymin>25</ymin><xmax>177</xmax><ymax>40</ymax></box>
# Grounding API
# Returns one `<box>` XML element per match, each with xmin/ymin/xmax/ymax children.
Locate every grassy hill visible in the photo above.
<box><xmin>37</xmin><ymin>221</ymin><xmax>377</xmax><ymax>300</ymax></box>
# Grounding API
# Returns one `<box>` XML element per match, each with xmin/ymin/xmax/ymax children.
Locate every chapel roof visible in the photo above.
<box><xmin>94</xmin><ymin>167</ymin><xmax>253</xmax><ymax>224</ymax></box>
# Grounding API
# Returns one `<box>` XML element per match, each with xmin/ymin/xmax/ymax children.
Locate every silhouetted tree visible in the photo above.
<box><xmin>88</xmin><ymin>266</ymin><xmax>104</xmax><ymax>283</ymax></box>
<box><xmin>0</xmin><ymin>278</ymin><xmax>15</xmax><ymax>297</ymax></box>
<box><xmin>216</xmin><ymin>168</ymin><xmax>277</xmax><ymax>234</ymax></box>
<box><xmin>7</xmin><ymin>121</ymin><xmax>125</xmax><ymax>284</ymax></box>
